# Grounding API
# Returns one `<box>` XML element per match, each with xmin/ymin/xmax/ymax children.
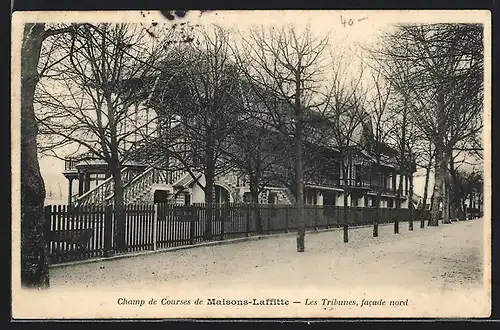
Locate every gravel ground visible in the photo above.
<box><xmin>16</xmin><ymin>218</ymin><xmax>489</xmax><ymax>318</ymax></box>
<box><xmin>50</xmin><ymin>219</ymin><xmax>485</xmax><ymax>290</ymax></box>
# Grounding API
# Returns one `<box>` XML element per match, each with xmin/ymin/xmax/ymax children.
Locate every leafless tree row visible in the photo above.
<box><xmin>369</xmin><ymin>23</ymin><xmax>484</xmax><ymax>226</ymax></box>
<box><xmin>21</xmin><ymin>21</ymin><xmax>484</xmax><ymax>288</ymax></box>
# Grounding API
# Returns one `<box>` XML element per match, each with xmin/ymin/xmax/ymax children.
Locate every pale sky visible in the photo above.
<box><xmin>20</xmin><ymin>10</ymin><xmax>488</xmax><ymax>202</ymax></box>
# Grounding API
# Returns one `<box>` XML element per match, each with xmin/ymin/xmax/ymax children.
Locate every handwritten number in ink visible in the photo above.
<box><xmin>340</xmin><ymin>16</ymin><xmax>354</xmax><ymax>27</ymax></box>
<box><xmin>341</xmin><ymin>16</ymin><xmax>369</xmax><ymax>27</ymax></box>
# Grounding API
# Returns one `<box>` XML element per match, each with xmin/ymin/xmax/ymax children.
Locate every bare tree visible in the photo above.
<box><xmin>418</xmin><ymin>141</ymin><xmax>435</xmax><ymax>212</ymax></box>
<box><xmin>363</xmin><ymin>69</ymin><xmax>395</xmax><ymax>236</ymax></box>
<box><xmin>223</xmin><ymin>88</ymin><xmax>287</xmax><ymax>233</ymax></box>
<box><xmin>325</xmin><ymin>59</ymin><xmax>366</xmax><ymax>242</ymax></box>
<box><xmin>18</xmin><ymin>19</ymin><xmax>192</xmax><ymax>288</ymax></box>
<box><xmin>226</xmin><ymin>78</ymin><xmax>330</xmax><ymax>200</ymax></box>
<box><xmin>145</xmin><ymin>26</ymin><xmax>242</xmax><ymax>239</ymax></box>
<box><xmin>367</xmin><ymin>39</ymin><xmax>433</xmax><ymax>225</ymax></box>
<box><xmin>20</xmin><ymin>23</ymin><xmax>78</xmax><ymax>289</ymax></box>
<box><xmin>35</xmin><ymin>23</ymin><xmax>187</xmax><ymax>247</ymax></box>
<box><xmin>385</xmin><ymin>98</ymin><xmax>423</xmax><ymax>230</ymax></box>
<box><xmin>232</xmin><ymin>25</ymin><xmax>331</xmax><ymax>252</ymax></box>
<box><xmin>373</xmin><ymin>23</ymin><xmax>483</xmax><ymax>226</ymax></box>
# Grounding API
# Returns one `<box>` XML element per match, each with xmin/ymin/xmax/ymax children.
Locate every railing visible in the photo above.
<box><xmin>64</xmin><ymin>157</ymin><xmax>106</xmax><ymax>171</ymax></box>
<box><xmin>307</xmin><ymin>177</ymin><xmax>341</xmax><ymax>187</ymax></box>
<box><xmin>70</xmin><ymin>192</ymin><xmax>80</xmax><ymax>205</ymax></box>
<box><xmin>306</xmin><ymin>177</ymin><xmax>372</xmax><ymax>190</ymax></box>
<box><xmin>117</xmin><ymin>166</ymin><xmax>193</xmax><ymax>204</ymax></box>
<box><xmin>122</xmin><ymin>168</ymin><xmax>145</xmax><ymax>185</ymax></box>
<box><xmin>64</xmin><ymin>159</ymin><xmax>79</xmax><ymax>171</ymax></box>
<box><xmin>371</xmin><ymin>184</ymin><xmax>396</xmax><ymax>194</ymax></box>
<box><xmin>170</xmin><ymin>168</ymin><xmax>188</xmax><ymax>186</ymax></box>
<box><xmin>73</xmin><ymin>159</ymin><xmax>194</xmax><ymax>206</ymax></box>
<box><xmin>347</xmin><ymin>179</ymin><xmax>372</xmax><ymax>189</ymax></box>
<box><xmin>74</xmin><ymin>177</ymin><xmax>114</xmax><ymax>206</ymax></box>
<box><xmin>74</xmin><ymin>167</ymin><xmax>135</xmax><ymax>206</ymax></box>
<box><xmin>118</xmin><ymin>166</ymin><xmax>169</xmax><ymax>204</ymax></box>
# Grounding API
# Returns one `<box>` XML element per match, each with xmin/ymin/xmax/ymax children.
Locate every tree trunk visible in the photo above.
<box><xmin>429</xmin><ymin>147</ymin><xmax>444</xmax><ymax>226</ymax></box>
<box><xmin>204</xmin><ymin>171</ymin><xmax>214</xmax><ymax>240</ymax></box>
<box><xmin>20</xmin><ymin>23</ymin><xmax>50</xmax><ymax>289</ymax></box>
<box><xmin>442</xmin><ymin>171</ymin><xmax>452</xmax><ymax>224</ymax></box>
<box><xmin>441</xmin><ymin>149</ymin><xmax>451</xmax><ymax>224</ymax></box>
<box><xmin>343</xmin><ymin>159</ymin><xmax>349</xmax><ymax>242</ymax></box>
<box><xmin>396</xmin><ymin>110</ymin><xmax>406</xmax><ymax>233</ymax></box>
<box><xmin>396</xmin><ymin>172</ymin><xmax>403</xmax><ymax>232</ymax></box>
<box><xmin>249</xmin><ymin>178</ymin><xmax>263</xmax><ymax>234</ymax></box>
<box><xmin>461</xmin><ymin>199</ymin><xmax>467</xmax><ymax>220</ymax></box>
<box><xmin>204</xmin><ymin>131</ymin><xmax>215</xmax><ymax>240</ymax></box>
<box><xmin>429</xmin><ymin>89</ymin><xmax>447</xmax><ymax>226</ymax></box>
<box><xmin>374</xmin><ymin>162</ymin><xmax>381</xmax><ymax>238</ymax></box>
<box><xmin>294</xmin><ymin>69</ymin><xmax>305</xmax><ymax>253</ymax></box>
<box><xmin>421</xmin><ymin>158</ymin><xmax>432</xmax><ymax>210</ymax></box>
<box><xmin>420</xmin><ymin>159</ymin><xmax>432</xmax><ymax>229</ymax></box>
<box><xmin>421</xmin><ymin>142</ymin><xmax>433</xmax><ymax>210</ymax></box>
<box><xmin>295</xmin><ymin>117</ymin><xmax>305</xmax><ymax>252</ymax></box>
<box><xmin>408</xmin><ymin>171</ymin><xmax>414</xmax><ymax>231</ymax></box>
<box><xmin>343</xmin><ymin>176</ymin><xmax>349</xmax><ymax>243</ymax></box>
<box><xmin>111</xmin><ymin>162</ymin><xmax>125</xmax><ymax>250</ymax></box>
<box><xmin>448</xmin><ymin>153</ymin><xmax>460</xmax><ymax>221</ymax></box>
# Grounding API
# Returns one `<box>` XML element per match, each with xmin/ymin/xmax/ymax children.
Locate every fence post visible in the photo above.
<box><xmin>153</xmin><ymin>204</ymin><xmax>158</xmax><ymax>251</ymax></box>
<box><xmin>394</xmin><ymin>209</ymin><xmax>399</xmax><ymax>234</ymax></box>
<box><xmin>285</xmin><ymin>206</ymin><xmax>289</xmax><ymax>233</ymax></box>
<box><xmin>104</xmin><ymin>205</ymin><xmax>113</xmax><ymax>257</ymax></box>
<box><xmin>409</xmin><ymin>207</ymin><xmax>414</xmax><ymax>231</ymax></box>
<box><xmin>245</xmin><ymin>204</ymin><xmax>250</xmax><ymax>237</ymax></box>
<box><xmin>221</xmin><ymin>203</ymin><xmax>226</xmax><ymax>240</ymax></box>
<box><xmin>314</xmin><ymin>205</ymin><xmax>318</xmax><ymax>230</ymax></box>
<box><xmin>44</xmin><ymin>206</ymin><xmax>52</xmax><ymax>265</ymax></box>
<box><xmin>343</xmin><ymin>218</ymin><xmax>349</xmax><ymax>243</ymax></box>
<box><xmin>343</xmin><ymin>206</ymin><xmax>349</xmax><ymax>243</ymax></box>
<box><xmin>324</xmin><ymin>206</ymin><xmax>329</xmax><ymax>229</ymax></box>
<box><xmin>190</xmin><ymin>204</ymin><xmax>196</xmax><ymax>245</ymax></box>
<box><xmin>266</xmin><ymin>204</ymin><xmax>270</xmax><ymax>234</ymax></box>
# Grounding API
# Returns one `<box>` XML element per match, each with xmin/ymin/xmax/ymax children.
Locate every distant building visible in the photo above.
<box><xmin>62</xmin><ymin>112</ymin><xmax>416</xmax><ymax>209</ymax></box>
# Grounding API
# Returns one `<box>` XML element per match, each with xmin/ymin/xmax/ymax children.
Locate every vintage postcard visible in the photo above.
<box><xmin>11</xmin><ymin>10</ymin><xmax>491</xmax><ymax>319</ymax></box>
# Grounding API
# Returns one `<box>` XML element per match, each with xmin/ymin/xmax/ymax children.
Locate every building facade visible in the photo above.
<box><xmin>63</xmin><ymin>119</ymin><xmax>415</xmax><ymax>209</ymax></box>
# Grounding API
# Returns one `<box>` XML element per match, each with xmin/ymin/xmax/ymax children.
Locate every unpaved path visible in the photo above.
<box><xmin>15</xmin><ymin>219</ymin><xmax>488</xmax><ymax>319</ymax></box>
<box><xmin>50</xmin><ymin>219</ymin><xmax>484</xmax><ymax>291</ymax></box>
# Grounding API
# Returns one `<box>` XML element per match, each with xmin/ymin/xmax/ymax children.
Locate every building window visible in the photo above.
<box><xmin>351</xmin><ymin>193</ymin><xmax>358</xmax><ymax>207</ymax></box>
<box><xmin>154</xmin><ymin>190</ymin><xmax>169</xmax><ymax>204</ymax></box>
<box><xmin>184</xmin><ymin>192</ymin><xmax>191</xmax><ymax>205</ymax></box>
<box><xmin>387</xmin><ymin>198</ymin><xmax>394</xmax><ymax>208</ymax></box>
<box><xmin>268</xmin><ymin>192</ymin><xmax>277</xmax><ymax>204</ymax></box>
<box><xmin>333</xmin><ymin>162</ymin><xmax>341</xmax><ymax>180</ymax></box>
<box><xmin>215</xmin><ymin>186</ymin><xmax>229</xmax><ymax>204</ymax></box>
<box><xmin>354</xmin><ymin>165</ymin><xmax>361</xmax><ymax>184</ymax></box>
<box><xmin>243</xmin><ymin>192</ymin><xmax>253</xmax><ymax>203</ymax></box>
<box><xmin>323</xmin><ymin>191</ymin><xmax>336</xmax><ymax>206</ymax></box>
<box><xmin>303</xmin><ymin>189</ymin><xmax>317</xmax><ymax>205</ymax></box>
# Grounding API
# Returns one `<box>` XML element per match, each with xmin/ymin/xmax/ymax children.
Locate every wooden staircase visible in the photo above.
<box><xmin>73</xmin><ymin>163</ymin><xmax>193</xmax><ymax>206</ymax></box>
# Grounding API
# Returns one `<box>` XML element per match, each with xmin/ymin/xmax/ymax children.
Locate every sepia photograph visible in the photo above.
<box><xmin>11</xmin><ymin>10</ymin><xmax>490</xmax><ymax>319</ymax></box>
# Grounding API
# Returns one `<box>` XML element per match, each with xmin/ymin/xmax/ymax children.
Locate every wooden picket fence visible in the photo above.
<box><xmin>44</xmin><ymin>203</ymin><xmax>481</xmax><ymax>265</ymax></box>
